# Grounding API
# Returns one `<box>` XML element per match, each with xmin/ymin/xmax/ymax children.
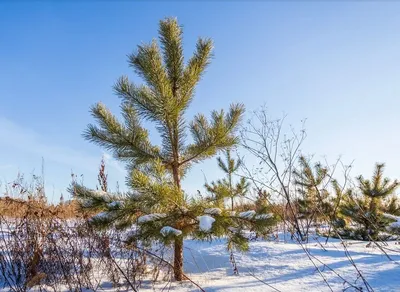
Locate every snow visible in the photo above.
<box><xmin>239</xmin><ymin>210</ymin><xmax>256</xmax><ymax>219</ymax></box>
<box><xmin>237</xmin><ymin>211</ymin><xmax>272</xmax><ymax>220</ymax></box>
<box><xmin>197</xmin><ymin>215</ymin><xmax>216</xmax><ymax>232</ymax></box>
<box><xmin>142</xmin><ymin>234</ymin><xmax>400</xmax><ymax>292</ymax></box>
<box><xmin>122</xmin><ymin>225</ymin><xmax>139</xmax><ymax>240</ymax></box>
<box><xmin>254</xmin><ymin>213</ymin><xmax>273</xmax><ymax>220</ymax></box>
<box><xmin>93</xmin><ymin>190</ymin><xmax>108</xmax><ymax>196</ymax></box>
<box><xmin>204</xmin><ymin>208</ymin><xmax>222</xmax><ymax>215</ymax></box>
<box><xmin>137</xmin><ymin>213</ymin><xmax>167</xmax><ymax>223</ymax></box>
<box><xmin>91</xmin><ymin>212</ymin><xmax>109</xmax><ymax>220</ymax></box>
<box><xmin>227</xmin><ymin>227</ymin><xmax>248</xmax><ymax>236</ymax></box>
<box><xmin>383</xmin><ymin>213</ymin><xmax>398</xmax><ymax>221</ymax></box>
<box><xmin>160</xmin><ymin>226</ymin><xmax>182</xmax><ymax>237</ymax></box>
<box><xmin>107</xmin><ymin>201</ymin><xmax>122</xmax><ymax>208</ymax></box>
<box><xmin>228</xmin><ymin>226</ymin><xmax>239</xmax><ymax>233</ymax></box>
<box><xmin>383</xmin><ymin>213</ymin><xmax>400</xmax><ymax>229</ymax></box>
<box><xmin>2</xmin><ymin>228</ymin><xmax>400</xmax><ymax>291</ymax></box>
<box><xmin>391</xmin><ymin>221</ymin><xmax>400</xmax><ymax>229</ymax></box>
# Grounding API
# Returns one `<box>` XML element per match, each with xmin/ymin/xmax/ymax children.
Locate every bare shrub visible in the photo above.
<box><xmin>0</xmin><ymin>175</ymin><xmax>163</xmax><ymax>291</ymax></box>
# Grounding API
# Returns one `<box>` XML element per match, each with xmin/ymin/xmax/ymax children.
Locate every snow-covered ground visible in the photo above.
<box><xmin>136</xmin><ymin>236</ymin><xmax>400</xmax><ymax>292</ymax></box>
<box><xmin>2</xmin><ymin>224</ymin><xmax>399</xmax><ymax>291</ymax></box>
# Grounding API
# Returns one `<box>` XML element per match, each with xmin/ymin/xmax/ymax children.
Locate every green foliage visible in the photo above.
<box><xmin>205</xmin><ymin>150</ymin><xmax>249</xmax><ymax>210</ymax></box>
<box><xmin>338</xmin><ymin>163</ymin><xmax>399</xmax><ymax>240</ymax></box>
<box><xmin>202</xmin><ymin>150</ymin><xmax>277</xmax><ymax>251</ymax></box>
<box><xmin>383</xmin><ymin>196</ymin><xmax>400</xmax><ymax>216</ymax></box>
<box><xmin>71</xmin><ymin>17</ymin><xmax>256</xmax><ymax>279</ymax></box>
<box><xmin>293</xmin><ymin>156</ymin><xmax>331</xmax><ymax>223</ymax></box>
<box><xmin>73</xmin><ymin>159</ymin><xmax>276</xmax><ymax>251</ymax></box>
<box><xmin>83</xmin><ymin>18</ymin><xmax>244</xmax><ymax>176</ymax></box>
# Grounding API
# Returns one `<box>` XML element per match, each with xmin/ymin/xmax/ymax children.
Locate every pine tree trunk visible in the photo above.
<box><xmin>174</xmin><ymin>234</ymin><xmax>184</xmax><ymax>281</ymax></box>
<box><xmin>368</xmin><ymin>197</ymin><xmax>379</xmax><ymax>240</ymax></box>
<box><xmin>172</xmin><ymin>164</ymin><xmax>184</xmax><ymax>281</ymax></box>
<box><xmin>369</xmin><ymin>197</ymin><xmax>378</xmax><ymax>214</ymax></box>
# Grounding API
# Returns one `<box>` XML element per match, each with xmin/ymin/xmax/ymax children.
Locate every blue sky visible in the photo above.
<box><xmin>1</xmin><ymin>2</ymin><xmax>400</xmax><ymax>202</ymax></box>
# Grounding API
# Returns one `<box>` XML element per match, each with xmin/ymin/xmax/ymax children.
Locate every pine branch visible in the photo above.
<box><xmin>83</xmin><ymin>103</ymin><xmax>163</xmax><ymax>166</ymax></box>
<box><xmin>159</xmin><ymin>18</ymin><xmax>184</xmax><ymax>95</ymax></box>
<box><xmin>181</xmin><ymin>103</ymin><xmax>245</xmax><ymax>165</ymax></box>
<box><xmin>179</xmin><ymin>38</ymin><xmax>213</xmax><ymax>110</ymax></box>
<box><xmin>128</xmin><ymin>40</ymin><xmax>172</xmax><ymax>100</ymax></box>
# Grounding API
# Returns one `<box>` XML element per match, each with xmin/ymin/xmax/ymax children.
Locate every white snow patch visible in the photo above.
<box><xmin>2</xmin><ymin>230</ymin><xmax>400</xmax><ymax>291</ymax></box>
<box><xmin>107</xmin><ymin>201</ymin><xmax>122</xmax><ymax>208</ymax></box>
<box><xmin>204</xmin><ymin>208</ymin><xmax>222</xmax><ymax>215</ymax></box>
<box><xmin>254</xmin><ymin>213</ymin><xmax>273</xmax><ymax>220</ymax></box>
<box><xmin>160</xmin><ymin>226</ymin><xmax>182</xmax><ymax>237</ymax></box>
<box><xmin>137</xmin><ymin>213</ymin><xmax>167</xmax><ymax>223</ymax></box>
<box><xmin>197</xmin><ymin>215</ymin><xmax>215</xmax><ymax>232</ymax></box>
<box><xmin>93</xmin><ymin>190</ymin><xmax>108</xmax><ymax>196</ymax></box>
<box><xmin>93</xmin><ymin>212</ymin><xmax>108</xmax><ymax>219</ymax></box>
<box><xmin>177</xmin><ymin>235</ymin><xmax>400</xmax><ymax>292</ymax></box>
<box><xmin>239</xmin><ymin>210</ymin><xmax>256</xmax><ymax>219</ymax></box>
<box><xmin>91</xmin><ymin>212</ymin><xmax>112</xmax><ymax>221</ymax></box>
<box><xmin>228</xmin><ymin>227</ymin><xmax>240</xmax><ymax>233</ymax></box>
<box><xmin>383</xmin><ymin>213</ymin><xmax>400</xmax><ymax>229</ymax></box>
<box><xmin>122</xmin><ymin>226</ymin><xmax>139</xmax><ymax>240</ymax></box>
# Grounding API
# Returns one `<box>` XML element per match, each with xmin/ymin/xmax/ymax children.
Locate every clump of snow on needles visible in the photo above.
<box><xmin>198</xmin><ymin>215</ymin><xmax>215</xmax><ymax>232</ymax></box>
<box><xmin>93</xmin><ymin>190</ymin><xmax>108</xmax><ymax>196</ymax></box>
<box><xmin>160</xmin><ymin>226</ymin><xmax>182</xmax><ymax>237</ymax></box>
<box><xmin>122</xmin><ymin>226</ymin><xmax>139</xmax><ymax>240</ymax></box>
<box><xmin>90</xmin><ymin>211</ymin><xmax>117</xmax><ymax>222</ymax></box>
<box><xmin>239</xmin><ymin>210</ymin><xmax>256</xmax><ymax>219</ymax></box>
<box><xmin>137</xmin><ymin>213</ymin><xmax>167</xmax><ymax>223</ymax></box>
<box><xmin>383</xmin><ymin>213</ymin><xmax>400</xmax><ymax>229</ymax></box>
<box><xmin>204</xmin><ymin>208</ymin><xmax>222</xmax><ymax>215</ymax></box>
<box><xmin>92</xmin><ymin>212</ymin><xmax>109</xmax><ymax>220</ymax></box>
<box><xmin>228</xmin><ymin>226</ymin><xmax>239</xmax><ymax>233</ymax></box>
<box><xmin>107</xmin><ymin>201</ymin><xmax>122</xmax><ymax>208</ymax></box>
<box><xmin>238</xmin><ymin>210</ymin><xmax>273</xmax><ymax>220</ymax></box>
<box><xmin>254</xmin><ymin>213</ymin><xmax>273</xmax><ymax>220</ymax></box>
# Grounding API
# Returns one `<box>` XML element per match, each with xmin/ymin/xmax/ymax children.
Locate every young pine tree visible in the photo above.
<box><xmin>71</xmin><ymin>18</ymin><xmax>276</xmax><ymax>281</ymax></box>
<box><xmin>205</xmin><ymin>150</ymin><xmax>249</xmax><ymax>210</ymax></box>
<box><xmin>293</xmin><ymin>156</ymin><xmax>331</xmax><ymax>235</ymax></box>
<box><xmin>205</xmin><ymin>150</ymin><xmax>276</xmax><ymax>273</ymax></box>
<box><xmin>340</xmin><ymin>163</ymin><xmax>399</xmax><ymax>240</ymax></box>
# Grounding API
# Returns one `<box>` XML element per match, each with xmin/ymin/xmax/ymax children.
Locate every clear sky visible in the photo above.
<box><xmin>1</xmin><ymin>2</ymin><xmax>400</xmax><ymax>202</ymax></box>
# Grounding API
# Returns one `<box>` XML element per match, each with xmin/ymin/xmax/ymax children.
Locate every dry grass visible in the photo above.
<box><xmin>0</xmin><ymin>175</ymin><xmax>169</xmax><ymax>291</ymax></box>
<box><xmin>0</xmin><ymin>196</ymin><xmax>79</xmax><ymax>219</ymax></box>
